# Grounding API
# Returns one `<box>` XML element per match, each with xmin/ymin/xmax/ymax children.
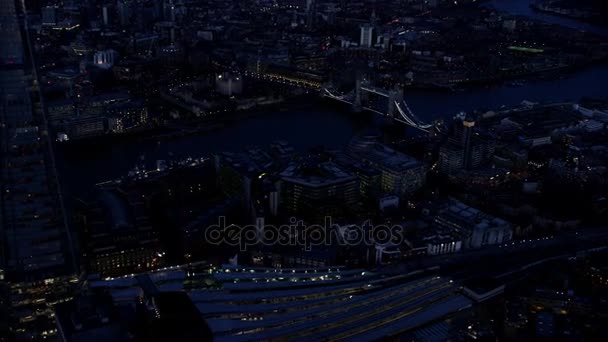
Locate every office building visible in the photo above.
<box><xmin>346</xmin><ymin>136</ymin><xmax>427</xmax><ymax>199</ymax></box>
<box><xmin>77</xmin><ymin>187</ymin><xmax>165</xmax><ymax>277</ymax></box>
<box><xmin>279</xmin><ymin>159</ymin><xmax>359</xmax><ymax>222</ymax></box>
<box><xmin>306</xmin><ymin>0</ymin><xmax>317</xmax><ymax>27</ymax></box>
<box><xmin>163</xmin><ymin>0</ymin><xmax>177</xmax><ymax>22</ymax></box>
<box><xmin>461</xmin><ymin>118</ymin><xmax>475</xmax><ymax>168</ymax></box>
<box><xmin>439</xmin><ymin>118</ymin><xmax>496</xmax><ymax>174</ymax></box>
<box><xmin>503</xmin><ymin>19</ymin><xmax>517</xmax><ymax>32</ymax></box>
<box><xmin>215</xmin><ymin>72</ymin><xmax>243</xmax><ymax>96</ymax></box>
<box><xmin>41</xmin><ymin>6</ymin><xmax>58</xmax><ymax>26</ymax></box>
<box><xmin>106</xmin><ymin>98</ymin><xmax>149</xmax><ymax>133</ymax></box>
<box><xmin>421</xmin><ymin>231</ymin><xmax>463</xmax><ymax>255</ymax></box>
<box><xmin>93</xmin><ymin>49</ymin><xmax>119</xmax><ymax>69</ymax></box>
<box><xmin>215</xmin><ymin>152</ymin><xmax>261</xmax><ymax>211</ymax></box>
<box><xmin>102</xmin><ymin>4</ymin><xmax>113</xmax><ymax>27</ymax></box>
<box><xmin>433</xmin><ymin>199</ymin><xmax>513</xmax><ymax>249</ymax></box>
<box><xmin>117</xmin><ymin>1</ymin><xmax>131</xmax><ymax>27</ymax></box>
<box><xmin>1</xmin><ymin>1</ymin><xmax>77</xmax><ymax>339</ymax></box>
<box><xmin>360</xmin><ymin>24</ymin><xmax>374</xmax><ymax>48</ymax></box>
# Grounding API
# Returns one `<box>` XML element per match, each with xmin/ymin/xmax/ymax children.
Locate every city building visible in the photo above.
<box><xmin>66</xmin><ymin>116</ymin><xmax>107</xmax><ymax>138</ymax></box>
<box><xmin>41</xmin><ymin>6</ymin><xmax>58</xmax><ymax>26</ymax></box>
<box><xmin>117</xmin><ymin>1</ymin><xmax>131</xmax><ymax>27</ymax></box>
<box><xmin>360</xmin><ymin>24</ymin><xmax>374</xmax><ymax>48</ymax></box>
<box><xmin>346</xmin><ymin>136</ymin><xmax>427</xmax><ymax>199</ymax></box>
<box><xmin>439</xmin><ymin>118</ymin><xmax>496</xmax><ymax>174</ymax></box>
<box><xmin>333</xmin><ymin>152</ymin><xmax>382</xmax><ymax>202</ymax></box>
<box><xmin>76</xmin><ymin>187</ymin><xmax>165</xmax><ymax>277</ymax></box>
<box><xmin>422</xmin><ymin>232</ymin><xmax>463</xmax><ymax>255</ymax></box>
<box><xmin>93</xmin><ymin>50</ymin><xmax>119</xmax><ymax>69</ymax></box>
<box><xmin>215</xmin><ymin>152</ymin><xmax>262</xmax><ymax>211</ymax></box>
<box><xmin>1</xmin><ymin>1</ymin><xmax>78</xmax><ymax>339</ymax></box>
<box><xmin>278</xmin><ymin>159</ymin><xmax>359</xmax><ymax>223</ymax></box>
<box><xmin>503</xmin><ymin>19</ymin><xmax>517</xmax><ymax>32</ymax></box>
<box><xmin>433</xmin><ymin>199</ymin><xmax>513</xmax><ymax>249</ymax></box>
<box><xmin>305</xmin><ymin>0</ymin><xmax>317</xmax><ymax>27</ymax></box>
<box><xmin>106</xmin><ymin>99</ymin><xmax>149</xmax><ymax>133</ymax></box>
<box><xmin>215</xmin><ymin>72</ymin><xmax>243</xmax><ymax>96</ymax></box>
<box><xmin>101</xmin><ymin>4</ymin><xmax>113</xmax><ymax>27</ymax></box>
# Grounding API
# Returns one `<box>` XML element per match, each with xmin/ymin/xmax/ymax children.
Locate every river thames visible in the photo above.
<box><xmin>57</xmin><ymin>0</ymin><xmax>608</xmax><ymax>199</ymax></box>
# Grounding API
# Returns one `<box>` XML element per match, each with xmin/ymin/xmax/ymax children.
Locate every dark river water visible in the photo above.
<box><xmin>486</xmin><ymin>0</ymin><xmax>608</xmax><ymax>36</ymax></box>
<box><xmin>57</xmin><ymin>0</ymin><xmax>608</xmax><ymax>199</ymax></box>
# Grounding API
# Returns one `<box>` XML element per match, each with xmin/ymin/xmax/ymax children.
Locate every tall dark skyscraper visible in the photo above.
<box><xmin>1</xmin><ymin>0</ymin><xmax>78</xmax><ymax>339</ymax></box>
<box><xmin>306</xmin><ymin>0</ymin><xmax>317</xmax><ymax>28</ymax></box>
<box><xmin>461</xmin><ymin>117</ymin><xmax>475</xmax><ymax>169</ymax></box>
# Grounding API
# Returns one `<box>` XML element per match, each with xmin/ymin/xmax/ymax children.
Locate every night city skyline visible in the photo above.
<box><xmin>1</xmin><ymin>0</ymin><xmax>608</xmax><ymax>341</ymax></box>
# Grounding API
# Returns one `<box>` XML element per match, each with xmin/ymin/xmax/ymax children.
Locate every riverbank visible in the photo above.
<box><xmin>55</xmin><ymin>0</ymin><xmax>608</xmax><ymax>199</ymax></box>
<box><xmin>485</xmin><ymin>0</ymin><xmax>608</xmax><ymax>36</ymax></box>
<box><xmin>56</xmin><ymin>63</ymin><xmax>608</xmax><ymax>201</ymax></box>
<box><xmin>410</xmin><ymin>58</ymin><xmax>608</xmax><ymax>91</ymax></box>
<box><xmin>530</xmin><ymin>1</ymin><xmax>608</xmax><ymax>27</ymax></box>
<box><xmin>56</xmin><ymin>94</ymin><xmax>322</xmax><ymax>146</ymax></box>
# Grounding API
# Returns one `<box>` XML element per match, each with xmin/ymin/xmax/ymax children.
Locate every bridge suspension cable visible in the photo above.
<box><xmin>322</xmin><ymin>83</ymin><xmax>432</xmax><ymax>132</ymax></box>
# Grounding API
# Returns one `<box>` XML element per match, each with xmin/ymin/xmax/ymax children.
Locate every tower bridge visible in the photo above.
<box><xmin>323</xmin><ymin>79</ymin><xmax>434</xmax><ymax>132</ymax></box>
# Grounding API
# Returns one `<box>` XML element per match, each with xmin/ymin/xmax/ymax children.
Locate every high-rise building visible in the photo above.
<box><xmin>1</xmin><ymin>0</ymin><xmax>78</xmax><ymax>339</ymax></box>
<box><xmin>360</xmin><ymin>24</ymin><xmax>374</xmax><ymax>48</ymax></box>
<box><xmin>439</xmin><ymin>118</ymin><xmax>496</xmax><ymax>174</ymax></box>
<box><xmin>438</xmin><ymin>146</ymin><xmax>466</xmax><ymax>174</ymax></box>
<box><xmin>164</xmin><ymin>0</ymin><xmax>176</xmax><ymax>22</ymax></box>
<box><xmin>41</xmin><ymin>5</ymin><xmax>58</xmax><ymax>26</ymax></box>
<box><xmin>306</xmin><ymin>0</ymin><xmax>317</xmax><ymax>27</ymax></box>
<box><xmin>93</xmin><ymin>49</ymin><xmax>119</xmax><ymax>69</ymax></box>
<box><xmin>117</xmin><ymin>1</ymin><xmax>131</xmax><ymax>27</ymax></box>
<box><xmin>461</xmin><ymin>118</ymin><xmax>475</xmax><ymax>168</ymax></box>
<box><xmin>102</xmin><ymin>4</ymin><xmax>113</xmax><ymax>27</ymax></box>
<box><xmin>215</xmin><ymin>72</ymin><xmax>244</xmax><ymax>96</ymax></box>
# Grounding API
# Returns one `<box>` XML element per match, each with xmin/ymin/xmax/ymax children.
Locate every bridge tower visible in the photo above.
<box><xmin>387</xmin><ymin>86</ymin><xmax>404</xmax><ymax>119</ymax></box>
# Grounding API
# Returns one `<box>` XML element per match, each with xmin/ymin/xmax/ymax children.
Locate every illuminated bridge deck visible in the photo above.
<box><xmin>90</xmin><ymin>265</ymin><xmax>472</xmax><ymax>340</ymax></box>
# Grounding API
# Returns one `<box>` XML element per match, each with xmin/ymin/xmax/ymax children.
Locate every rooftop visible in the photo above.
<box><xmin>90</xmin><ymin>265</ymin><xmax>471</xmax><ymax>341</ymax></box>
<box><xmin>347</xmin><ymin>136</ymin><xmax>422</xmax><ymax>171</ymax></box>
<box><xmin>280</xmin><ymin>159</ymin><xmax>357</xmax><ymax>188</ymax></box>
<box><xmin>437</xmin><ymin>198</ymin><xmax>510</xmax><ymax>230</ymax></box>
